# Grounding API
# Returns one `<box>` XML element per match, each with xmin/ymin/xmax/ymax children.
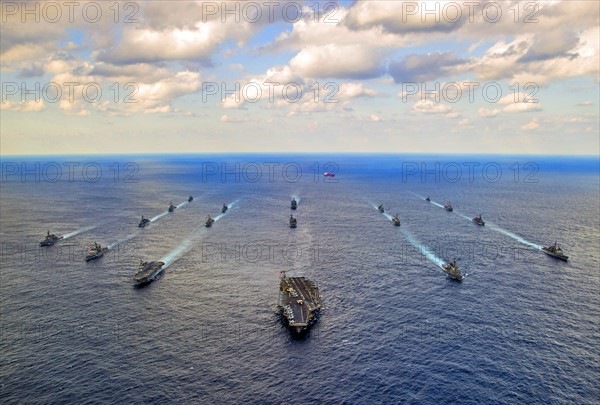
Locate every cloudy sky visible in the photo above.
<box><xmin>1</xmin><ymin>0</ymin><xmax>598</xmax><ymax>155</ymax></box>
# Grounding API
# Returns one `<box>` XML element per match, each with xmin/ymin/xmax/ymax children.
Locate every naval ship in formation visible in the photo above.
<box><xmin>40</xmin><ymin>230</ymin><xmax>63</xmax><ymax>246</ymax></box>
<box><xmin>542</xmin><ymin>242</ymin><xmax>569</xmax><ymax>261</ymax></box>
<box><xmin>134</xmin><ymin>261</ymin><xmax>165</xmax><ymax>286</ymax></box>
<box><xmin>277</xmin><ymin>272</ymin><xmax>322</xmax><ymax>336</ymax></box>
<box><xmin>473</xmin><ymin>214</ymin><xmax>485</xmax><ymax>226</ymax></box>
<box><xmin>85</xmin><ymin>242</ymin><xmax>108</xmax><ymax>262</ymax></box>
<box><xmin>139</xmin><ymin>215</ymin><xmax>151</xmax><ymax>228</ymax></box>
<box><xmin>442</xmin><ymin>258</ymin><xmax>463</xmax><ymax>281</ymax></box>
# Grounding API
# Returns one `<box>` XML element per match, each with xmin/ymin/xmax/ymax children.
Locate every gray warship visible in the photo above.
<box><xmin>40</xmin><ymin>230</ymin><xmax>63</xmax><ymax>246</ymax></box>
<box><xmin>85</xmin><ymin>242</ymin><xmax>108</xmax><ymax>262</ymax></box>
<box><xmin>473</xmin><ymin>214</ymin><xmax>485</xmax><ymax>226</ymax></box>
<box><xmin>277</xmin><ymin>272</ymin><xmax>322</xmax><ymax>336</ymax></box>
<box><xmin>138</xmin><ymin>215</ymin><xmax>150</xmax><ymax>228</ymax></box>
<box><xmin>542</xmin><ymin>242</ymin><xmax>569</xmax><ymax>261</ymax></box>
<box><xmin>441</xmin><ymin>258</ymin><xmax>463</xmax><ymax>281</ymax></box>
<box><xmin>133</xmin><ymin>261</ymin><xmax>165</xmax><ymax>286</ymax></box>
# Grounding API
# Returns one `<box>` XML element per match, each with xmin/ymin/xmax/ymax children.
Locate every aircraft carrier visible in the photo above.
<box><xmin>277</xmin><ymin>273</ymin><xmax>322</xmax><ymax>335</ymax></box>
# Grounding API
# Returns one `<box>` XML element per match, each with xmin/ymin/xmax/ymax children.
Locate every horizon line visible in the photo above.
<box><xmin>0</xmin><ymin>152</ymin><xmax>599</xmax><ymax>159</ymax></box>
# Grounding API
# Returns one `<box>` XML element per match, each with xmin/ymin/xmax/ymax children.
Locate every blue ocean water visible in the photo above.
<box><xmin>1</xmin><ymin>154</ymin><xmax>599</xmax><ymax>404</ymax></box>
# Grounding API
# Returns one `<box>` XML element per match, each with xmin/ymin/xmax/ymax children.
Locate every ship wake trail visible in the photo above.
<box><xmin>487</xmin><ymin>222</ymin><xmax>541</xmax><ymax>250</ymax></box>
<box><xmin>214</xmin><ymin>199</ymin><xmax>240</xmax><ymax>222</ymax></box>
<box><xmin>160</xmin><ymin>231</ymin><xmax>204</xmax><ymax>269</ymax></box>
<box><xmin>150</xmin><ymin>212</ymin><xmax>168</xmax><ymax>223</ymax></box>
<box><xmin>400</xmin><ymin>228</ymin><xmax>446</xmax><ymax>269</ymax></box>
<box><xmin>162</xmin><ymin>199</ymin><xmax>240</xmax><ymax>268</ymax></box>
<box><xmin>63</xmin><ymin>224</ymin><xmax>97</xmax><ymax>239</ymax></box>
<box><xmin>365</xmin><ymin>200</ymin><xmax>398</xmax><ymax>224</ymax></box>
<box><xmin>408</xmin><ymin>191</ymin><xmax>444</xmax><ymax>208</ymax></box>
<box><xmin>457</xmin><ymin>212</ymin><xmax>472</xmax><ymax>221</ymax></box>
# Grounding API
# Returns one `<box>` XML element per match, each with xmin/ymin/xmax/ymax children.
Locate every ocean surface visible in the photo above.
<box><xmin>1</xmin><ymin>154</ymin><xmax>599</xmax><ymax>404</ymax></box>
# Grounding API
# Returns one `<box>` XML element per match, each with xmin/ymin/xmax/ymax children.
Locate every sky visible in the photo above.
<box><xmin>0</xmin><ymin>0</ymin><xmax>598</xmax><ymax>155</ymax></box>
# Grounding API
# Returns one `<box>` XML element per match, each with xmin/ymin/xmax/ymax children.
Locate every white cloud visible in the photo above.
<box><xmin>478</xmin><ymin>108</ymin><xmax>500</xmax><ymax>118</ymax></box>
<box><xmin>0</xmin><ymin>100</ymin><xmax>45</xmax><ymax>112</ymax></box>
<box><xmin>220</xmin><ymin>114</ymin><xmax>249</xmax><ymax>123</ymax></box>
<box><xmin>289</xmin><ymin>44</ymin><xmax>385</xmax><ymax>79</ymax></box>
<box><xmin>503</xmin><ymin>102</ymin><xmax>542</xmax><ymax>113</ymax></box>
<box><xmin>411</xmin><ymin>99</ymin><xmax>452</xmax><ymax>114</ymax></box>
<box><xmin>522</xmin><ymin>117</ymin><xmax>540</xmax><ymax>130</ymax></box>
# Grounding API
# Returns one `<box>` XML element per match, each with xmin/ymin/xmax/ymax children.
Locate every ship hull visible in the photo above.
<box><xmin>442</xmin><ymin>265</ymin><xmax>463</xmax><ymax>281</ymax></box>
<box><xmin>85</xmin><ymin>248</ymin><xmax>108</xmax><ymax>262</ymax></box>
<box><xmin>542</xmin><ymin>248</ymin><xmax>569</xmax><ymax>261</ymax></box>
<box><xmin>40</xmin><ymin>236</ymin><xmax>63</xmax><ymax>247</ymax></box>
<box><xmin>277</xmin><ymin>276</ymin><xmax>322</xmax><ymax>337</ymax></box>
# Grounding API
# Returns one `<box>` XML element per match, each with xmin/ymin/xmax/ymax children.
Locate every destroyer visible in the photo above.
<box><xmin>138</xmin><ymin>215</ymin><xmax>150</xmax><ymax>228</ymax></box>
<box><xmin>40</xmin><ymin>230</ymin><xmax>63</xmax><ymax>246</ymax></box>
<box><xmin>205</xmin><ymin>215</ymin><xmax>215</xmax><ymax>227</ymax></box>
<box><xmin>289</xmin><ymin>214</ymin><xmax>297</xmax><ymax>228</ymax></box>
<box><xmin>222</xmin><ymin>203</ymin><xmax>228</xmax><ymax>213</ymax></box>
<box><xmin>542</xmin><ymin>242</ymin><xmax>569</xmax><ymax>261</ymax></box>
<box><xmin>134</xmin><ymin>260</ymin><xmax>165</xmax><ymax>286</ymax></box>
<box><xmin>168</xmin><ymin>202</ymin><xmax>176</xmax><ymax>212</ymax></box>
<box><xmin>442</xmin><ymin>258</ymin><xmax>463</xmax><ymax>281</ymax></box>
<box><xmin>277</xmin><ymin>272</ymin><xmax>322</xmax><ymax>336</ymax></box>
<box><xmin>472</xmin><ymin>214</ymin><xmax>485</xmax><ymax>226</ymax></box>
<box><xmin>391</xmin><ymin>214</ymin><xmax>401</xmax><ymax>226</ymax></box>
<box><xmin>85</xmin><ymin>242</ymin><xmax>108</xmax><ymax>262</ymax></box>
<box><xmin>444</xmin><ymin>202</ymin><xmax>453</xmax><ymax>212</ymax></box>
<box><xmin>291</xmin><ymin>198</ymin><xmax>297</xmax><ymax>210</ymax></box>
<box><xmin>378</xmin><ymin>204</ymin><xmax>385</xmax><ymax>213</ymax></box>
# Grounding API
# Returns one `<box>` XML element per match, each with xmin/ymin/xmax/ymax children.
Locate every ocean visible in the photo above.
<box><xmin>1</xmin><ymin>154</ymin><xmax>599</xmax><ymax>404</ymax></box>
